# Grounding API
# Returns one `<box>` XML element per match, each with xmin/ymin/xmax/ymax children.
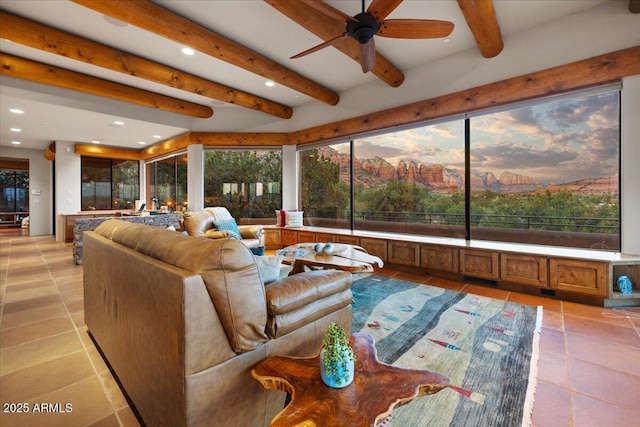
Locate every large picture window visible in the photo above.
<box><xmin>204</xmin><ymin>149</ymin><xmax>282</xmax><ymax>221</ymax></box>
<box><xmin>299</xmin><ymin>142</ymin><xmax>351</xmax><ymax>228</ymax></box>
<box><xmin>81</xmin><ymin>157</ymin><xmax>139</xmax><ymax>210</ymax></box>
<box><xmin>146</xmin><ymin>154</ymin><xmax>187</xmax><ymax>211</ymax></box>
<box><xmin>469</xmin><ymin>90</ymin><xmax>620</xmax><ymax>250</ymax></box>
<box><xmin>352</xmin><ymin>119</ymin><xmax>465</xmax><ymax>237</ymax></box>
<box><xmin>297</xmin><ymin>87</ymin><xmax>621</xmax><ymax>251</ymax></box>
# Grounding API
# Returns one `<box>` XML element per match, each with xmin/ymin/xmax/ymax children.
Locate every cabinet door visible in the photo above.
<box><xmin>297</xmin><ymin>231</ymin><xmax>317</xmax><ymax>243</ymax></box>
<box><xmin>335</xmin><ymin>235</ymin><xmax>360</xmax><ymax>246</ymax></box>
<box><xmin>316</xmin><ymin>232</ymin><xmax>336</xmax><ymax>243</ymax></box>
<box><xmin>421</xmin><ymin>245</ymin><xmax>459</xmax><ymax>273</ymax></box>
<box><xmin>359</xmin><ymin>238</ymin><xmax>387</xmax><ymax>262</ymax></box>
<box><xmin>500</xmin><ymin>254</ymin><xmax>548</xmax><ymax>288</ymax></box>
<box><xmin>280</xmin><ymin>229</ymin><xmax>298</xmax><ymax>247</ymax></box>
<box><xmin>388</xmin><ymin>241</ymin><xmax>420</xmax><ymax>267</ymax></box>
<box><xmin>550</xmin><ymin>259</ymin><xmax>607</xmax><ymax>296</ymax></box>
<box><xmin>460</xmin><ymin>249</ymin><xmax>499</xmax><ymax>280</ymax></box>
<box><xmin>264</xmin><ymin>228</ymin><xmax>281</xmax><ymax>249</ymax></box>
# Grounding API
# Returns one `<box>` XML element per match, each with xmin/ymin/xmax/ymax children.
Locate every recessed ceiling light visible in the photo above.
<box><xmin>11</xmin><ymin>141</ymin><xmax>21</xmax><ymax>145</ymax></box>
<box><xmin>91</xmin><ymin>140</ymin><xmax>101</xmax><ymax>144</ymax></box>
<box><xmin>265</xmin><ymin>81</ymin><xmax>275</xmax><ymax>87</ymax></box>
<box><xmin>114</xmin><ymin>120</ymin><xmax>125</xmax><ymax>126</ymax></box>
<box><xmin>138</xmin><ymin>141</ymin><xmax>146</xmax><ymax>145</ymax></box>
<box><xmin>181</xmin><ymin>47</ymin><xmax>195</xmax><ymax>56</ymax></box>
<box><xmin>9</xmin><ymin>108</ymin><xmax>24</xmax><ymax>114</ymax></box>
<box><xmin>443</xmin><ymin>37</ymin><xmax>451</xmax><ymax>43</ymax></box>
<box><xmin>153</xmin><ymin>135</ymin><xmax>161</xmax><ymax>139</ymax></box>
<box><xmin>10</xmin><ymin>128</ymin><xmax>21</xmax><ymax>132</ymax></box>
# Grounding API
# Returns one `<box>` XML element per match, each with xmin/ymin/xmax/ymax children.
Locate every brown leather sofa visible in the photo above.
<box><xmin>83</xmin><ymin>219</ymin><xmax>352</xmax><ymax>427</ymax></box>
<box><xmin>182</xmin><ymin>207</ymin><xmax>264</xmax><ymax>248</ymax></box>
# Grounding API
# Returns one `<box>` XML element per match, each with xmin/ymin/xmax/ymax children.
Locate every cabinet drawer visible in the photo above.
<box><xmin>500</xmin><ymin>254</ymin><xmax>548</xmax><ymax>288</ymax></box>
<box><xmin>460</xmin><ymin>249</ymin><xmax>499</xmax><ymax>280</ymax></box>
<box><xmin>297</xmin><ymin>231</ymin><xmax>317</xmax><ymax>243</ymax></box>
<box><xmin>421</xmin><ymin>244</ymin><xmax>459</xmax><ymax>273</ymax></box>
<box><xmin>550</xmin><ymin>259</ymin><xmax>607</xmax><ymax>296</ymax></box>
<box><xmin>359</xmin><ymin>238</ymin><xmax>387</xmax><ymax>262</ymax></box>
<box><xmin>280</xmin><ymin>229</ymin><xmax>298</xmax><ymax>246</ymax></box>
<box><xmin>388</xmin><ymin>241</ymin><xmax>420</xmax><ymax>267</ymax></box>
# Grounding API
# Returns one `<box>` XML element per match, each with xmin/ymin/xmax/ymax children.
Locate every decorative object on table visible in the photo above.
<box><xmin>320</xmin><ymin>322</ymin><xmax>355</xmax><ymax>388</ymax></box>
<box><xmin>351</xmin><ymin>275</ymin><xmax>542</xmax><ymax>427</ymax></box>
<box><xmin>615</xmin><ymin>275</ymin><xmax>633</xmax><ymax>294</ymax></box>
<box><xmin>314</xmin><ymin>242</ymin><xmax>336</xmax><ymax>254</ymax></box>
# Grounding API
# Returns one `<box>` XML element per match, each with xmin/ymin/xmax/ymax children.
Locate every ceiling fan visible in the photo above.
<box><xmin>290</xmin><ymin>0</ymin><xmax>454</xmax><ymax>73</ymax></box>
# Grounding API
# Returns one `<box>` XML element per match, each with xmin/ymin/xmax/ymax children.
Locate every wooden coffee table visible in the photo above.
<box><xmin>280</xmin><ymin>243</ymin><xmax>384</xmax><ymax>274</ymax></box>
<box><xmin>252</xmin><ymin>333</ymin><xmax>450</xmax><ymax>427</ymax></box>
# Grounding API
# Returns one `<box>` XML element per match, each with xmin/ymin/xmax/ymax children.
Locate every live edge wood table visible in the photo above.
<box><xmin>252</xmin><ymin>333</ymin><xmax>450</xmax><ymax>427</ymax></box>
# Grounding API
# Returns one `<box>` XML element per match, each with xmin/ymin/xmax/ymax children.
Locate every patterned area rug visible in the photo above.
<box><xmin>351</xmin><ymin>275</ymin><xmax>542</xmax><ymax>427</ymax></box>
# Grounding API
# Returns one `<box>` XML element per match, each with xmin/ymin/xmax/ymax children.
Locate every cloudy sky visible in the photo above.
<box><xmin>348</xmin><ymin>91</ymin><xmax>619</xmax><ymax>185</ymax></box>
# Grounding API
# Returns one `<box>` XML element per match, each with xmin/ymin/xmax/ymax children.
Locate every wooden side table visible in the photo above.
<box><xmin>252</xmin><ymin>333</ymin><xmax>449</xmax><ymax>427</ymax></box>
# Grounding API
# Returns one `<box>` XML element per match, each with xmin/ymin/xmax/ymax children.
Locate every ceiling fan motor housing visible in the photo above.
<box><xmin>347</xmin><ymin>13</ymin><xmax>381</xmax><ymax>44</ymax></box>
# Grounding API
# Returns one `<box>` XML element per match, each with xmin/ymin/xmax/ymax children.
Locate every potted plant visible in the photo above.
<box><xmin>319</xmin><ymin>322</ymin><xmax>356</xmax><ymax>388</ymax></box>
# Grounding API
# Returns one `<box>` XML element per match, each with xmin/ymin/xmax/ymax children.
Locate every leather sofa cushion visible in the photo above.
<box><xmin>93</xmin><ymin>220</ymin><xmax>269</xmax><ymax>353</ymax></box>
<box><xmin>183</xmin><ymin>210</ymin><xmax>216</xmax><ymax>236</ymax></box>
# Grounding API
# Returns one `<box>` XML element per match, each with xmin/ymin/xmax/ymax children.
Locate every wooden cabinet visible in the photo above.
<box><xmin>297</xmin><ymin>231</ymin><xmax>316</xmax><ymax>243</ymax></box>
<box><xmin>388</xmin><ymin>241</ymin><xmax>420</xmax><ymax>267</ymax></box>
<box><xmin>460</xmin><ymin>249</ymin><xmax>499</xmax><ymax>280</ymax></box>
<box><xmin>316</xmin><ymin>232</ymin><xmax>336</xmax><ymax>243</ymax></box>
<box><xmin>280</xmin><ymin>229</ymin><xmax>298</xmax><ymax>246</ymax></box>
<box><xmin>421</xmin><ymin>244</ymin><xmax>459</xmax><ymax>273</ymax></box>
<box><xmin>264</xmin><ymin>228</ymin><xmax>281</xmax><ymax>249</ymax></box>
<box><xmin>335</xmin><ymin>235</ymin><xmax>360</xmax><ymax>246</ymax></box>
<box><xmin>360</xmin><ymin>237</ymin><xmax>388</xmax><ymax>262</ymax></box>
<box><xmin>550</xmin><ymin>259</ymin><xmax>607</xmax><ymax>296</ymax></box>
<box><xmin>500</xmin><ymin>253</ymin><xmax>548</xmax><ymax>288</ymax></box>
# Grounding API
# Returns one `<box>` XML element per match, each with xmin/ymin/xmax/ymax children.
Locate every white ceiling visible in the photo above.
<box><xmin>0</xmin><ymin>0</ymin><xmax>634</xmax><ymax>153</ymax></box>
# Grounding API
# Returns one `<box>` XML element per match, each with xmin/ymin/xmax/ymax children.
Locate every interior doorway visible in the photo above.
<box><xmin>0</xmin><ymin>157</ymin><xmax>30</xmax><ymax>232</ymax></box>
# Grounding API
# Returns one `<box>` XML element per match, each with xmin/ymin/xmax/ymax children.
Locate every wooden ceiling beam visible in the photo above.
<box><xmin>0</xmin><ymin>11</ymin><xmax>292</xmax><ymax>119</ymax></box>
<box><xmin>75</xmin><ymin>144</ymin><xmax>142</xmax><ymax>160</ymax></box>
<box><xmin>0</xmin><ymin>53</ymin><xmax>213</xmax><ymax>118</ymax></box>
<box><xmin>71</xmin><ymin>0</ymin><xmax>340</xmax><ymax>106</ymax></box>
<box><xmin>265</xmin><ymin>0</ymin><xmax>405</xmax><ymax>87</ymax></box>
<box><xmin>456</xmin><ymin>0</ymin><xmax>503</xmax><ymax>58</ymax></box>
<box><xmin>289</xmin><ymin>46</ymin><xmax>640</xmax><ymax>145</ymax></box>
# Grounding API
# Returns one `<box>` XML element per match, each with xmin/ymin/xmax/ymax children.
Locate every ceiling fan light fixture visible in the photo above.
<box><xmin>347</xmin><ymin>13</ymin><xmax>380</xmax><ymax>45</ymax></box>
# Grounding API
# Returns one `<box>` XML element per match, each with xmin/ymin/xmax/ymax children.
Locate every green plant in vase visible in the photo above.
<box><xmin>320</xmin><ymin>322</ymin><xmax>356</xmax><ymax>388</ymax></box>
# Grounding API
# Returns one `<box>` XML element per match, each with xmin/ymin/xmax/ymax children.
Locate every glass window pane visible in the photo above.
<box><xmin>204</xmin><ymin>149</ymin><xmax>282</xmax><ymax>222</ymax></box>
<box><xmin>299</xmin><ymin>142</ymin><xmax>351</xmax><ymax>228</ymax></box>
<box><xmin>353</xmin><ymin>121</ymin><xmax>465</xmax><ymax>237</ymax></box>
<box><xmin>470</xmin><ymin>91</ymin><xmax>620</xmax><ymax>250</ymax></box>
<box><xmin>112</xmin><ymin>160</ymin><xmax>139</xmax><ymax>210</ymax></box>
<box><xmin>81</xmin><ymin>157</ymin><xmax>111</xmax><ymax>210</ymax></box>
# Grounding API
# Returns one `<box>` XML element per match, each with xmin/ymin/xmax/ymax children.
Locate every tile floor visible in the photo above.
<box><xmin>1</xmin><ymin>229</ymin><xmax>639</xmax><ymax>427</ymax></box>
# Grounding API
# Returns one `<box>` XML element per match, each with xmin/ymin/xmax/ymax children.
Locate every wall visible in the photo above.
<box><xmin>621</xmin><ymin>75</ymin><xmax>640</xmax><ymax>255</ymax></box>
<box><xmin>53</xmin><ymin>141</ymin><xmax>82</xmax><ymax>241</ymax></box>
<box><xmin>0</xmin><ymin>146</ymin><xmax>52</xmax><ymax>236</ymax></box>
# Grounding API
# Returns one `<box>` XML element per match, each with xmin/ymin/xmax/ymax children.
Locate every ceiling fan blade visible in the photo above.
<box><xmin>377</xmin><ymin>19</ymin><xmax>454</xmax><ymax>39</ymax></box>
<box><xmin>367</xmin><ymin>0</ymin><xmax>403</xmax><ymax>21</ymax></box>
<box><xmin>360</xmin><ymin>38</ymin><xmax>376</xmax><ymax>73</ymax></box>
<box><xmin>298</xmin><ymin>0</ymin><xmax>358</xmax><ymax>23</ymax></box>
<box><xmin>291</xmin><ymin>32</ymin><xmax>350</xmax><ymax>59</ymax></box>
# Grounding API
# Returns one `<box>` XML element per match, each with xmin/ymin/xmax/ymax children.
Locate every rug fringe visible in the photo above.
<box><xmin>522</xmin><ymin>305</ymin><xmax>543</xmax><ymax>427</ymax></box>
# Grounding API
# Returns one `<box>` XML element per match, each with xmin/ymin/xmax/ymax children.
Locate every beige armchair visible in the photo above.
<box><xmin>182</xmin><ymin>207</ymin><xmax>264</xmax><ymax>248</ymax></box>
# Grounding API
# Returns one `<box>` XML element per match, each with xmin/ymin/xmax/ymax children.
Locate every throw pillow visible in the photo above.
<box><xmin>275</xmin><ymin>209</ymin><xmax>287</xmax><ymax>227</ymax></box>
<box><xmin>285</xmin><ymin>211</ymin><xmax>303</xmax><ymax>227</ymax></box>
<box><xmin>255</xmin><ymin>255</ymin><xmax>284</xmax><ymax>284</ymax></box>
<box><xmin>213</xmin><ymin>218</ymin><xmax>241</xmax><ymax>239</ymax></box>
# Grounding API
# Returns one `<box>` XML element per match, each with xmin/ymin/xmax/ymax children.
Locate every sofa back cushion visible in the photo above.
<box><xmin>93</xmin><ymin>219</ymin><xmax>269</xmax><ymax>353</ymax></box>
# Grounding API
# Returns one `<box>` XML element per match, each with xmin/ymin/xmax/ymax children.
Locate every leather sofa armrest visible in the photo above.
<box><xmin>264</xmin><ymin>270</ymin><xmax>352</xmax><ymax>338</ymax></box>
<box><xmin>238</xmin><ymin>225</ymin><xmax>263</xmax><ymax>240</ymax></box>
